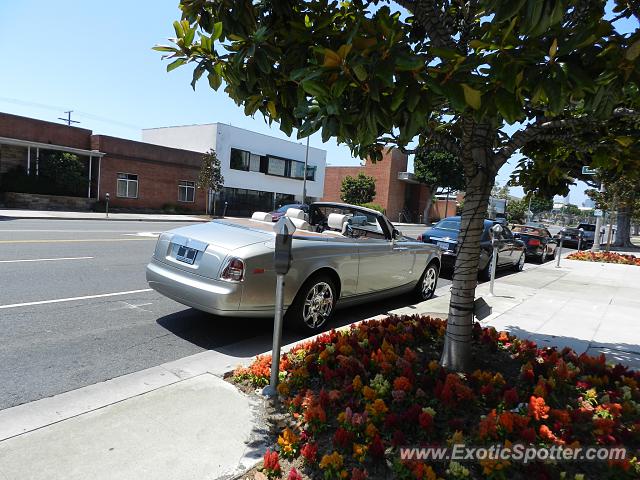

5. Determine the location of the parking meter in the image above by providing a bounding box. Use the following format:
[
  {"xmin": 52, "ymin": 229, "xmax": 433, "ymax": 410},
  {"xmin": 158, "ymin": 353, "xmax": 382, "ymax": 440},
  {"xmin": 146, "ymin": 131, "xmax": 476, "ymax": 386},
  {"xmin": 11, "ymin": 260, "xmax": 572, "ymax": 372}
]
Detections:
[
  {"xmin": 489, "ymin": 224, "xmax": 503, "ymax": 296},
  {"xmin": 105, "ymin": 192, "xmax": 110, "ymax": 218},
  {"xmin": 556, "ymin": 227, "xmax": 566, "ymax": 268},
  {"xmin": 578, "ymin": 227, "xmax": 584, "ymax": 251},
  {"xmin": 263, "ymin": 216, "xmax": 296, "ymax": 397}
]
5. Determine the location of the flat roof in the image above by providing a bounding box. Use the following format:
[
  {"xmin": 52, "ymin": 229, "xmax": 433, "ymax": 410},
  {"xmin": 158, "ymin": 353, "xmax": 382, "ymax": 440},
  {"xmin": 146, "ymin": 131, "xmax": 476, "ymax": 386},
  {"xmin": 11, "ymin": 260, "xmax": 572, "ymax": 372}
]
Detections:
[{"xmin": 0, "ymin": 136, "xmax": 105, "ymax": 157}]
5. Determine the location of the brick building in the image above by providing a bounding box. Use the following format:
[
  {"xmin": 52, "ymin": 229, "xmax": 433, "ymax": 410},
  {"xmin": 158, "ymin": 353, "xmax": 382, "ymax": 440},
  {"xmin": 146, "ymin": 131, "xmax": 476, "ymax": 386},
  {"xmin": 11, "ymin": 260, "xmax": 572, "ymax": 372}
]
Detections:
[
  {"xmin": 322, "ymin": 148, "xmax": 459, "ymax": 223},
  {"xmin": 0, "ymin": 112, "xmax": 210, "ymax": 212}
]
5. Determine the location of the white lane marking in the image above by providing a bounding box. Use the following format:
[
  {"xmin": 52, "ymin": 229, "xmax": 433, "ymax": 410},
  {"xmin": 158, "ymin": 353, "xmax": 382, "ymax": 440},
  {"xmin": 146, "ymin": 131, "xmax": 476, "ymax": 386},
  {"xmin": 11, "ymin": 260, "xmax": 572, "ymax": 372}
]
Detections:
[
  {"xmin": 0, "ymin": 256, "xmax": 94, "ymax": 264},
  {"xmin": 0, "ymin": 289, "xmax": 153, "ymax": 310},
  {"xmin": 123, "ymin": 232, "xmax": 161, "ymax": 238},
  {"xmin": 108, "ymin": 301, "xmax": 153, "ymax": 313}
]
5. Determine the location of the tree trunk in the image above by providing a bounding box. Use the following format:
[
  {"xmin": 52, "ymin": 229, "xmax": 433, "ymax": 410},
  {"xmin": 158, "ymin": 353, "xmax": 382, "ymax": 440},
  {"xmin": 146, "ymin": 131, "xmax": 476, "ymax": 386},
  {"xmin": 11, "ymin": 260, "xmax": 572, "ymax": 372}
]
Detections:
[
  {"xmin": 613, "ymin": 204, "xmax": 634, "ymax": 248},
  {"xmin": 440, "ymin": 167, "xmax": 493, "ymax": 371},
  {"xmin": 423, "ymin": 188, "xmax": 435, "ymax": 224}
]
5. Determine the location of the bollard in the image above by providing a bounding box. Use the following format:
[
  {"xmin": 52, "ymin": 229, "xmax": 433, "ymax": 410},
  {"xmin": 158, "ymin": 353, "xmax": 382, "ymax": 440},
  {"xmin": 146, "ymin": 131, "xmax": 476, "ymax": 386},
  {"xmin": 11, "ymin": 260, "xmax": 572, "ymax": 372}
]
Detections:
[
  {"xmin": 223, "ymin": 201, "xmax": 228, "ymax": 217},
  {"xmin": 578, "ymin": 228, "xmax": 584, "ymax": 251},
  {"xmin": 489, "ymin": 223, "xmax": 503, "ymax": 296},
  {"xmin": 263, "ymin": 216, "xmax": 295, "ymax": 397},
  {"xmin": 556, "ymin": 228, "xmax": 565, "ymax": 268},
  {"xmin": 105, "ymin": 192, "xmax": 110, "ymax": 218}
]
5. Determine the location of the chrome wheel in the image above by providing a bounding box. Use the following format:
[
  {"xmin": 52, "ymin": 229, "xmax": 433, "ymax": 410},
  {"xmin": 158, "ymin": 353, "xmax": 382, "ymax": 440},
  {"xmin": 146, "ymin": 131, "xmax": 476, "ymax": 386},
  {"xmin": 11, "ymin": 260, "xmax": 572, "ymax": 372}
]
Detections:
[
  {"xmin": 541, "ymin": 250, "xmax": 547, "ymax": 263},
  {"xmin": 302, "ymin": 282, "xmax": 334, "ymax": 329},
  {"xmin": 420, "ymin": 265, "xmax": 438, "ymax": 300},
  {"xmin": 516, "ymin": 252, "xmax": 525, "ymax": 271}
]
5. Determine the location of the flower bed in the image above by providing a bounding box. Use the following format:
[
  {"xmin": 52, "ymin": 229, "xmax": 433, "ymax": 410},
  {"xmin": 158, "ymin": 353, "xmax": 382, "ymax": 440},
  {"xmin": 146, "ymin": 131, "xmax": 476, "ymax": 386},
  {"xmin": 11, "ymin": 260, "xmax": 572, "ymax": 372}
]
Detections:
[
  {"xmin": 233, "ymin": 316, "xmax": 640, "ymax": 479},
  {"xmin": 566, "ymin": 251, "xmax": 640, "ymax": 266}
]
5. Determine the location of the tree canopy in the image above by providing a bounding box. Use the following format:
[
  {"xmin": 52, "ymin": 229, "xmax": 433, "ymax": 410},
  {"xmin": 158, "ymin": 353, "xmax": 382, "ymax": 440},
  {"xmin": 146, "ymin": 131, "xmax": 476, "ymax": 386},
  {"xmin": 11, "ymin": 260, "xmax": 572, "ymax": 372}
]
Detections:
[
  {"xmin": 157, "ymin": 0, "xmax": 640, "ymax": 371},
  {"xmin": 413, "ymin": 147, "xmax": 464, "ymax": 192},
  {"xmin": 340, "ymin": 172, "xmax": 376, "ymax": 205}
]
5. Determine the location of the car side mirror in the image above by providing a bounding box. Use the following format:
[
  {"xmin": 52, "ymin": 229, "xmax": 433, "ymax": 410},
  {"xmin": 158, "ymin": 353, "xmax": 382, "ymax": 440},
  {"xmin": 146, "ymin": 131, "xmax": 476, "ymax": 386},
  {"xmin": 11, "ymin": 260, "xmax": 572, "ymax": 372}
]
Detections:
[{"xmin": 392, "ymin": 228, "xmax": 402, "ymax": 240}]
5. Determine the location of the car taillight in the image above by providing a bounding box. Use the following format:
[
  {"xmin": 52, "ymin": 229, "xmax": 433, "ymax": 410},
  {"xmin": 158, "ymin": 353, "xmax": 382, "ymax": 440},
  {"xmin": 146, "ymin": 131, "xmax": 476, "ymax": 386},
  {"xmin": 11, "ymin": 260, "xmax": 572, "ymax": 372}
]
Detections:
[
  {"xmin": 528, "ymin": 238, "xmax": 541, "ymax": 246},
  {"xmin": 220, "ymin": 257, "xmax": 245, "ymax": 282},
  {"xmin": 417, "ymin": 234, "xmax": 423, "ymax": 242}
]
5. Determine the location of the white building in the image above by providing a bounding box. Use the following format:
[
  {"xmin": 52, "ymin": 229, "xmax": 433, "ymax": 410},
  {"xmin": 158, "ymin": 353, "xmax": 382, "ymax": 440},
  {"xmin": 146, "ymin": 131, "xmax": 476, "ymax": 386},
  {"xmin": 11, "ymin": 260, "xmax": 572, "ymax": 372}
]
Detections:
[{"xmin": 142, "ymin": 123, "xmax": 326, "ymax": 216}]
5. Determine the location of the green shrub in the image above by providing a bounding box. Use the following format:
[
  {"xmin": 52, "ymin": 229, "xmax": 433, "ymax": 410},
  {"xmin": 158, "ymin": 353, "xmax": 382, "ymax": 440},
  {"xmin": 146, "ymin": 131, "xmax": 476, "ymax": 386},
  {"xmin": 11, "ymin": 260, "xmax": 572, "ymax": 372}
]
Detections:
[{"xmin": 359, "ymin": 202, "xmax": 385, "ymax": 214}]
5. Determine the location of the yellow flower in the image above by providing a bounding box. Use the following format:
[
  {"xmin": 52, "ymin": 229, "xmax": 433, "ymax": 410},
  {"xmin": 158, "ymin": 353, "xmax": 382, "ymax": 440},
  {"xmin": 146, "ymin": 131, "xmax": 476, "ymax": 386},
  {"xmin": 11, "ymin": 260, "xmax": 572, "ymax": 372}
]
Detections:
[
  {"xmin": 352, "ymin": 443, "xmax": 367, "ymax": 463},
  {"xmin": 365, "ymin": 422, "xmax": 378, "ymax": 439},
  {"xmin": 277, "ymin": 427, "xmax": 299, "ymax": 457},
  {"xmin": 319, "ymin": 451, "xmax": 344, "ymax": 471},
  {"xmin": 352, "ymin": 375, "xmax": 363, "ymax": 392},
  {"xmin": 276, "ymin": 381, "xmax": 290, "ymax": 397},
  {"xmin": 362, "ymin": 385, "xmax": 377, "ymax": 400},
  {"xmin": 448, "ymin": 430, "xmax": 464, "ymax": 446},
  {"xmin": 428, "ymin": 360, "xmax": 440, "ymax": 373},
  {"xmin": 366, "ymin": 398, "xmax": 388, "ymax": 418}
]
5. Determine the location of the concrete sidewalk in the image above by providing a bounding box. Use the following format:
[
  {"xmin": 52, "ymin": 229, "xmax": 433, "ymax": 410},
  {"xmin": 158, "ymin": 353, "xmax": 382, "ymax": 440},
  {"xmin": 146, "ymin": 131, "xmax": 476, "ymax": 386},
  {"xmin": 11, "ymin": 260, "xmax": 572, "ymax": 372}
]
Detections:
[
  {"xmin": 397, "ymin": 251, "xmax": 640, "ymax": 369},
  {"xmin": 0, "ymin": 208, "xmax": 208, "ymax": 222},
  {"xmin": 1, "ymin": 252, "xmax": 639, "ymax": 479}
]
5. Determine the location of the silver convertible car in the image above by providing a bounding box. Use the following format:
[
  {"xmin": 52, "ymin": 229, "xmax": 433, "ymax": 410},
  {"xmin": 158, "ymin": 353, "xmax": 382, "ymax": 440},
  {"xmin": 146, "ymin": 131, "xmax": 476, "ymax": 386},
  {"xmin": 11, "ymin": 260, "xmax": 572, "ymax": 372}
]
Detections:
[{"xmin": 146, "ymin": 202, "xmax": 441, "ymax": 332}]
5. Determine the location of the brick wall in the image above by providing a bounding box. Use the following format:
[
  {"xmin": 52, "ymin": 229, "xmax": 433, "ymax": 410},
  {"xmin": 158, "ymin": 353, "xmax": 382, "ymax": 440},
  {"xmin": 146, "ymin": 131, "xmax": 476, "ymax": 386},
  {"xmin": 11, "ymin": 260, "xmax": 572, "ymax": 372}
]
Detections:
[
  {"xmin": 4, "ymin": 192, "xmax": 94, "ymax": 211},
  {"xmin": 93, "ymin": 135, "xmax": 206, "ymax": 211},
  {"xmin": 0, "ymin": 112, "xmax": 92, "ymax": 149}
]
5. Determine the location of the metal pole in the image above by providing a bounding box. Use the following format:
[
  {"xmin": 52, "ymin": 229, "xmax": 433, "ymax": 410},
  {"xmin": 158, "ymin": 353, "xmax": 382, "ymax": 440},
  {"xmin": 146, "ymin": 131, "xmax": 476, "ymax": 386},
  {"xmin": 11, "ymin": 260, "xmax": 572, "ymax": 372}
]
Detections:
[
  {"xmin": 265, "ymin": 274, "xmax": 286, "ymax": 395},
  {"xmin": 605, "ymin": 212, "xmax": 614, "ymax": 251},
  {"xmin": 302, "ymin": 136, "xmax": 309, "ymax": 203},
  {"xmin": 527, "ymin": 195, "xmax": 533, "ymax": 222},
  {"xmin": 592, "ymin": 182, "xmax": 605, "ymax": 252},
  {"xmin": 223, "ymin": 201, "xmax": 228, "ymax": 217},
  {"xmin": 444, "ymin": 189, "xmax": 450, "ymax": 218},
  {"xmin": 556, "ymin": 233, "xmax": 564, "ymax": 268},
  {"xmin": 88, "ymin": 155, "xmax": 92, "ymax": 198},
  {"xmin": 578, "ymin": 228, "xmax": 583, "ymax": 251},
  {"xmin": 27, "ymin": 146, "xmax": 31, "ymax": 175},
  {"xmin": 489, "ymin": 245, "xmax": 498, "ymax": 296}
]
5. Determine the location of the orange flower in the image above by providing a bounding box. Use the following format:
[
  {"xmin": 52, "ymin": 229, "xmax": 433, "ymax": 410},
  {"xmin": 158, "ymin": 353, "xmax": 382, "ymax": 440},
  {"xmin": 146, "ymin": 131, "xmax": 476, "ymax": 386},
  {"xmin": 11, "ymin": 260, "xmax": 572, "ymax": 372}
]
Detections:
[
  {"xmin": 393, "ymin": 376, "xmax": 412, "ymax": 392},
  {"xmin": 366, "ymin": 399, "xmax": 388, "ymax": 418},
  {"xmin": 498, "ymin": 412, "xmax": 515, "ymax": 433},
  {"xmin": 362, "ymin": 386, "xmax": 377, "ymax": 401},
  {"xmin": 479, "ymin": 410, "xmax": 498, "ymax": 440},
  {"xmin": 352, "ymin": 375, "xmax": 363, "ymax": 392},
  {"xmin": 528, "ymin": 396, "xmax": 550, "ymax": 421},
  {"xmin": 319, "ymin": 451, "xmax": 344, "ymax": 471},
  {"xmin": 539, "ymin": 424, "xmax": 564, "ymax": 445}
]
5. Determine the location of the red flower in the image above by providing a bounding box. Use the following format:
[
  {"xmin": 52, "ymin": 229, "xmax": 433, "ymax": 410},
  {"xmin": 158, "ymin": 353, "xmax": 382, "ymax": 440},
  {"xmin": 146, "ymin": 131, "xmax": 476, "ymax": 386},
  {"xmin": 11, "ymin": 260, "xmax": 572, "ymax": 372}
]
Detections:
[
  {"xmin": 351, "ymin": 467, "xmax": 369, "ymax": 480},
  {"xmin": 301, "ymin": 442, "xmax": 318, "ymax": 464},
  {"xmin": 369, "ymin": 434, "xmax": 385, "ymax": 460},
  {"xmin": 520, "ymin": 427, "xmax": 537, "ymax": 443},
  {"xmin": 333, "ymin": 427, "xmax": 355, "ymax": 450},
  {"xmin": 419, "ymin": 411, "xmax": 434, "ymax": 430},
  {"xmin": 504, "ymin": 387, "xmax": 519, "ymax": 406},
  {"xmin": 287, "ymin": 468, "xmax": 303, "ymax": 480},
  {"xmin": 393, "ymin": 376, "xmax": 412, "ymax": 392},
  {"xmin": 262, "ymin": 449, "xmax": 281, "ymax": 478}
]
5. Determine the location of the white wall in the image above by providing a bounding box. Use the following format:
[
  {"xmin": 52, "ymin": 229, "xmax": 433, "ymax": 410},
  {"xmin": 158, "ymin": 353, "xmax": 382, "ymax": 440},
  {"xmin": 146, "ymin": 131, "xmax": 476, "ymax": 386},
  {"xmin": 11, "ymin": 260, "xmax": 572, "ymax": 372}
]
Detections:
[{"xmin": 142, "ymin": 123, "xmax": 326, "ymax": 199}]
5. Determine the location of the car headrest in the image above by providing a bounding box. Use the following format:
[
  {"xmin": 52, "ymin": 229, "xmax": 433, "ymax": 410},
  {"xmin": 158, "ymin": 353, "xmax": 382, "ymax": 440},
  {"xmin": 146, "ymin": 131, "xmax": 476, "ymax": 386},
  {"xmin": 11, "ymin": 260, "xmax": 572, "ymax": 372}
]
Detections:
[
  {"xmin": 251, "ymin": 212, "xmax": 273, "ymax": 222},
  {"xmin": 285, "ymin": 208, "xmax": 305, "ymax": 220},
  {"xmin": 327, "ymin": 213, "xmax": 348, "ymax": 231},
  {"xmin": 290, "ymin": 217, "xmax": 311, "ymax": 231}
]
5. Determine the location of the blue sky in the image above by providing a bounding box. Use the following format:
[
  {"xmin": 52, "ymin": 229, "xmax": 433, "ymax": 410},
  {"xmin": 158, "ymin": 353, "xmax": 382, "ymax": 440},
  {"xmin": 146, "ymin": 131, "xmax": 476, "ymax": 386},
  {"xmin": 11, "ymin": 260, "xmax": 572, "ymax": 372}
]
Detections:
[{"xmin": 1, "ymin": 1, "xmax": 636, "ymax": 205}]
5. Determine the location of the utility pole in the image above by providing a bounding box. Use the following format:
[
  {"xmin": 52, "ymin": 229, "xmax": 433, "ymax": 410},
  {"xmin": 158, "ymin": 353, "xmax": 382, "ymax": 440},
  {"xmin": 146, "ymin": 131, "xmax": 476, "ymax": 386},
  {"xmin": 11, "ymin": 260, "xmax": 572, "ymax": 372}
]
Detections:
[
  {"xmin": 58, "ymin": 110, "xmax": 80, "ymax": 126},
  {"xmin": 302, "ymin": 136, "xmax": 309, "ymax": 204}
]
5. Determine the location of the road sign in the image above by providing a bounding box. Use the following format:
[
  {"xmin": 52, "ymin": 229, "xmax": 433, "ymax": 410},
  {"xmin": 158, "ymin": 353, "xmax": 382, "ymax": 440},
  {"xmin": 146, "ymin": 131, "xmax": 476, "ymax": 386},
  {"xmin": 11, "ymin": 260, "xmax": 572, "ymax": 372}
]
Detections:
[
  {"xmin": 582, "ymin": 166, "xmax": 597, "ymax": 175},
  {"xmin": 594, "ymin": 209, "xmax": 603, "ymax": 217}
]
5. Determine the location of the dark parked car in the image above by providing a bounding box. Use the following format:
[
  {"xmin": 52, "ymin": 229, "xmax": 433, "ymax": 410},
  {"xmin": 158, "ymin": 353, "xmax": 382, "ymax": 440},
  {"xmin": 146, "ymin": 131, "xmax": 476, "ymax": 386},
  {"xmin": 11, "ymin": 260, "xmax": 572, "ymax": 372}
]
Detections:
[
  {"xmin": 269, "ymin": 203, "xmax": 309, "ymax": 222},
  {"xmin": 561, "ymin": 224, "xmax": 595, "ymax": 249},
  {"xmin": 511, "ymin": 225, "xmax": 558, "ymax": 263},
  {"xmin": 417, "ymin": 216, "xmax": 526, "ymax": 279}
]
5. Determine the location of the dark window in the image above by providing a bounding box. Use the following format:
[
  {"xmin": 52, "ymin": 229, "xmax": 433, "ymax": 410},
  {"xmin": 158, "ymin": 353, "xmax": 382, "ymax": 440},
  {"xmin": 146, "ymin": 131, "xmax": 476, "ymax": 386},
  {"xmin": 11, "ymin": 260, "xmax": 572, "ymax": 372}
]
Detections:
[
  {"xmin": 117, "ymin": 173, "xmax": 138, "ymax": 198},
  {"xmin": 230, "ymin": 148, "xmax": 250, "ymax": 171},
  {"xmin": 178, "ymin": 180, "xmax": 195, "ymax": 203}
]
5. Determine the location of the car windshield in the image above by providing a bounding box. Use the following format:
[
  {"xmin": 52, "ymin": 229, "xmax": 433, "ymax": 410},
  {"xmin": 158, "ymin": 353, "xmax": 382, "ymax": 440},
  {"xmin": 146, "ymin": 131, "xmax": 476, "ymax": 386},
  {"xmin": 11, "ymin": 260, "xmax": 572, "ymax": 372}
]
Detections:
[
  {"xmin": 577, "ymin": 224, "xmax": 596, "ymax": 231},
  {"xmin": 512, "ymin": 225, "xmax": 543, "ymax": 235},
  {"xmin": 433, "ymin": 219, "xmax": 461, "ymax": 231},
  {"xmin": 276, "ymin": 204, "xmax": 301, "ymax": 213}
]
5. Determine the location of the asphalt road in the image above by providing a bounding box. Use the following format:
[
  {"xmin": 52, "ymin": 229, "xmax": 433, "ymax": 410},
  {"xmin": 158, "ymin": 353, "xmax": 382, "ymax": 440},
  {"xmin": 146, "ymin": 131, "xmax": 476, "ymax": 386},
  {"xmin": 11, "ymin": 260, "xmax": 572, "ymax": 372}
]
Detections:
[{"xmin": 0, "ymin": 218, "xmax": 551, "ymax": 410}]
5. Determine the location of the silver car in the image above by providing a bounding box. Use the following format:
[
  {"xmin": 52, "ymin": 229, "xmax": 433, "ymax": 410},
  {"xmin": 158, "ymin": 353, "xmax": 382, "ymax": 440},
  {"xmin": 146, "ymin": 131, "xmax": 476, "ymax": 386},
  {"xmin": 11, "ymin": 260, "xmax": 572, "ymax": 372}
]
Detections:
[{"xmin": 146, "ymin": 202, "xmax": 441, "ymax": 332}]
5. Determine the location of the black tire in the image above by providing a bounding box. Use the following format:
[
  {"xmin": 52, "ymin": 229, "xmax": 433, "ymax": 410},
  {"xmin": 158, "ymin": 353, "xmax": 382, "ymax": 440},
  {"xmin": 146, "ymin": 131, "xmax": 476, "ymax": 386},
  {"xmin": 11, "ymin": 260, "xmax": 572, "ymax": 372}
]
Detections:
[
  {"xmin": 414, "ymin": 262, "xmax": 439, "ymax": 302},
  {"xmin": 513, "ymin": 251, "xmax": 525, "ymax": 272},
  {"xmin": 539, "ymin": 249, "xmax": 548, "ymax": 264},
  {"xmin": 285, "ymin": 274, "xmax": 337, "ymax": 333},
  {"xmin": 479, "ymin": 254, "xmax": 496, "ymax": 281}
]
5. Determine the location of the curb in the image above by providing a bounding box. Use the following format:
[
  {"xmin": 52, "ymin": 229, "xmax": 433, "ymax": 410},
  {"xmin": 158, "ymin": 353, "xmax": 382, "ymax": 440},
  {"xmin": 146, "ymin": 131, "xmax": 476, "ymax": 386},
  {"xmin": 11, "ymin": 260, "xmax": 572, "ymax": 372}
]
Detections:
[{"xmin": 0, "ymin": 215, "xmax": 208, "ymax": 223}]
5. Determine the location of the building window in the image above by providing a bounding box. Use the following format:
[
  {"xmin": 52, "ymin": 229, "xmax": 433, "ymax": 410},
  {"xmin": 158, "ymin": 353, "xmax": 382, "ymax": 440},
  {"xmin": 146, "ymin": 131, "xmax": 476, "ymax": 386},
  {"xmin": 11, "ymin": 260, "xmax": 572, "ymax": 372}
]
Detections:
[
  {"xmin": 117, "ymin": 173, "xmax": 138, "ymax": 198},
  {"xmin": 178, "ymin": 180, "xmax": 195, "ymax": 203},
  {"xmin": 267, "ymin": 156, "xmax": 287, "ymax": 176},
  {"xmin": 230, "ymin": 148, "xmax": 250, "ymax": 171}
]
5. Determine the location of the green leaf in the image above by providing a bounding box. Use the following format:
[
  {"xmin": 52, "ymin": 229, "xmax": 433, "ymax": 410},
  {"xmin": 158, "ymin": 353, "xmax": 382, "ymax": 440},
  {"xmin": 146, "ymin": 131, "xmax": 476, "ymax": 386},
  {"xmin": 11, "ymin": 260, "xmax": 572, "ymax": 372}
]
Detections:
[
  {"xmin": 207, "ymin": 71, "xmax": 222, "ymax": 90},
  {"xmin": 614, "ymin": 136, "xmax": 634, "ymax": 147},
  {"xmin": 495, "ymin": 89, "xmax": 522, "ymax": 124},
  {"xmin": 184, "ymin": 26, "xmax": 195, "ymax": 46},
  {"xmin": 301, "ymin": 80, "xmax": 330, "ymax": 98},
  {"xmin": 212, "ymin": 22, "xmax": 223, "ymax": 41},
  {"xmin": 494, "ymin": 0, "xmax": 527, "ymax": 23},
  {"xmin": 173, "ymin": 20, "xmax": 185, "ymax": 39},
  {"xmin": 153, "ymin": 45, "xmax": 177, "ymax": 53},
  {"xmin": 267, "ymin": 101, "xmax": 277, "ymax": 118},
  {"xmin": 625, "ymin": 39, "xmax": 640, "ymax": 61},
  {"xmin": 352, "ymin": 64, "xmax": 368, "ymax": 82},
  {"xmin": 461, "ymin": 84, "xmax": 482, "ymax": 110},
  {"xmin": 390, "ymin": 84, "xmax": 406, "ymax": 111},
  {"xmin": 167, "ymin": 58, "xmax": 186, "ymax": 72},
  {"xmin": 191, "ymin": 64, "xmax": 205, "ymax": 90}
]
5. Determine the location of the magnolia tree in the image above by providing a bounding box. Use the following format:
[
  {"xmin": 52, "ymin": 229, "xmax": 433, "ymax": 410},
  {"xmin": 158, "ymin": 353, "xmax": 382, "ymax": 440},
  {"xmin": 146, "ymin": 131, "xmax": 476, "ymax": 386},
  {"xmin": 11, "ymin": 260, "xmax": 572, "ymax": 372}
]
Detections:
[
  {"xmin": 156, "ymin": 0, "xmax": 640, "ymax": 371},
  {"xmin": 340, "ymin": 172, "xmax": 377, "ymax": 205},
  {"xmin": 197, "ymin": 148, "xmax": 225, "ymax": 216}
]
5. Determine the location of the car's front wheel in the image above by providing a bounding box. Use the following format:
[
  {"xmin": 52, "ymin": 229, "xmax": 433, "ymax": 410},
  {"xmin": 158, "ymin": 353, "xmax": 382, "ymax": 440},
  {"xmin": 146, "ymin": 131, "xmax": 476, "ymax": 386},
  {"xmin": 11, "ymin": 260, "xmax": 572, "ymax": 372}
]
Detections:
[
  {"xmin": 286, "ymin": 274, "xmax": 337, "ymax": 333},
  {"xmin": 414, "ymin": 262, "xmax": 439, "ymax": 302}
]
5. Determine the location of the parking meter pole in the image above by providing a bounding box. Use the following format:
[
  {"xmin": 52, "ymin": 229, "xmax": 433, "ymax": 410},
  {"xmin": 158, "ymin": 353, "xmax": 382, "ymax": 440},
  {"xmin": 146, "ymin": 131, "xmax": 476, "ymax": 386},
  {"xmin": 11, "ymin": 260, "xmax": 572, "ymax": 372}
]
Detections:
[
  {"xmin": 263, "ymin": 216, "xmax": 295, "ymax": 398},
  {"xmin": 488, "ymin": 224, "xmax": 503, "ymax": 297},
  {"xmin": 489, "ymin": 244, "xmax": 498, "ymax": 296},
  {"xmin": 556, "ymin": 234, "xmax": 564, "ymax": 268},
  {"xmin": 266, "ymin": 273, "xmax": 285, "ymax": 393},
  {"xmin": 578, "ymin": 228, "xmax": 584, "ymax": 251},
  {"xmin": 105, "ymin": 193, "xmax": 110, "ymax": 218},
  {"xmin": 592, "ymin": 182, "xmax": 605, "ymax": 252}
]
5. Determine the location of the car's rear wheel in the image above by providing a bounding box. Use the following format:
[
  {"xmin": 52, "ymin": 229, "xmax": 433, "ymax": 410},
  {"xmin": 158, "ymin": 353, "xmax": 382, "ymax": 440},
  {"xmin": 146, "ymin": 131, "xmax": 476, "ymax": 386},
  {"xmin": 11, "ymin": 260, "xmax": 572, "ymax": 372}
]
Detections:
[
  {"xmin": 513, "ymin": 251, "xmax": 525, "ymax": 271},
  {"xmin": 286, "ymin": 274, "xmax": 337, "ymax": 333},
  {"xmin": 539, "ymin": 249, "xmax": 548, "ymax": 263},
  {"xmin": 414, "ymin": 262, "xmax": 439, "ymax": 302}
]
